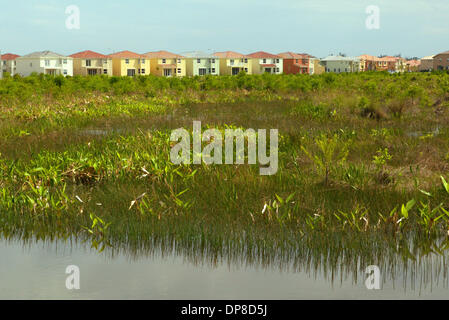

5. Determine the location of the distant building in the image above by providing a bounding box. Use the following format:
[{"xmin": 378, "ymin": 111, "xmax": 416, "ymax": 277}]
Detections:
[
  {"xmin": 181, "ymin": 51, "xmax": 220, "ymax": 76},
  {"xmin": 16, "ymin": 51, "xmax": 73, "ymax": 77},
  {"xmin": 1, "ymin": 53, "xmax": 20, "ymax": 76},
  {"xmin": 69, "ymin": 50, "xmax": 112, "ymax": 76},
  {"xmin": 247, "ymin": 51, "xmax": 283, "ymax": 75},
  {"xmin": 214, "ymin": 51, "xmax": 252, "ymax": 75},
  {"xmin": 419, "ymin": 55, "xmax": 435, "ymax": 72},
  {"xmin": 405, "ymin": 59, "xmax": 421, "ymax": 72},
  {"xmin": 277, "ymin": 52, "xmax": 310, "ymax": 74},
  {"xmin": 109, "ymin": 51, "xmax": 150, "ymax": 77},
  {"xmin": 321, "ymin": 56, "xmax": 360, "ymax": 73},
  {"xmin": 433, "ymin": 50, "xmax": 449, "ymax": 71},
  {"xmin": 145, "ymin": 51, "xmax": 186, "ymax": 77},
  {"xmin": 358, "ymin": 54, "xmax": 378, "ymax": 72},
  {"xmin": 310, "ymin": 58, "xmax": 325, "ymax": 75}
]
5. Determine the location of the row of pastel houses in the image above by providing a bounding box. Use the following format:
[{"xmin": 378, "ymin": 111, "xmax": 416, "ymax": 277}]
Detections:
[
  {"xmin": 1, "ymin": 49, "xmax": 448, "ymax": 78},
  {"xmin": 0, "ymin": 50, "xmax": 324, "ymax": 78}
]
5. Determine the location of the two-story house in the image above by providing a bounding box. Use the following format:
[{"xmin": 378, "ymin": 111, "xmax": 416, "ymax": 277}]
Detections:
[
  {"xmin": 1, "ymin": 53, "xmax": 20, "ymax": 76},
  {"xmin": 433, "ymin": 50, "xmax": 449, "ymax": 71},
  {"xmin": 278, "ymin": 52, "xmax": 310, "ymax": 74},
  {"xmin": 321, "ymin": 56, "xmax": 360, "ymax": 73},
  {"xmin": 181, "ymin": 51, "xmax": 220, "ymax": 76},
  {"xmin": 109, "ymin": 51, "xmax": 150, "ymax": 77},
  {"xmin": 247, "ymin": 51, "xmax": 283, "ymax": 74},
  {"xmin": 213, "ymin": 51, "xmax": 252, "ymax": 75},
  {"xmin": 70, "ymin": 50, "xmax": 112, "ymax": 76},
  {"xmin": 16, "ymin": 51, "xmax": 73, "ymax": 77},
  {"xmin": 145, "ymin": 51, "xmax": 186, "ymax": 77},
  {"xmin": 419, "ymin": 55, "xmax": 435, "ymax": 72}
]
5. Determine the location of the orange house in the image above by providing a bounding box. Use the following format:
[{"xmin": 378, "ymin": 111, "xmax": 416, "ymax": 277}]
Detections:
[{"xmin": 278, "ymin": 52, "xmax": 310, "ymax": 74}]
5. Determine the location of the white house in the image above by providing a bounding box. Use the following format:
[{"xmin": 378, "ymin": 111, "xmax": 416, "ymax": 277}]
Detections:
[
  {"xmin": 16, "ymin": 51, "xmax": 73, "ymax": 77},
  {"xmin": 181, "ymin": 51, "xmax": 220, "ymax": 76},
  {"xmin": 321, "ymin": 56, "xmax": 360, "ymax": 73}
]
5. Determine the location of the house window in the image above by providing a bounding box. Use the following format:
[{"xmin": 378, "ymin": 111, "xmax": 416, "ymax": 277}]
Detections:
[
  {"xmin": 208, "ymin": 68, "xmax": 211, "ymax": 73},
  {"xmin": 104, "ymin": 60, "xmax": 108, "ymax": 64},
  {"xmin": 211, "ymin": 59, "xmax": 215, "ymax": 63},
  {"xmin": 212, "ymin": 68, "xmax": 216, "ymax": 73},
  {"xmin": 162, "ymin": 59, "xmax": 166, "ymax": 64},
  {"xmin": 230, "ymin": 59, "xmax": 234, "ymax": 65},
  {"xmin": 63, "ymin": 69, "xmax": 67, "ymax": 75},
  {"xmin": 276, "ymin": 59, "xmax": 280, "ymax": 63},
  {"xmin": 244, "ymin": 58, "xmax": 248, "ymax": 63},
  {"xmin": 141, "ymin": 59, "xmax": 145, "ymax": 64},
  {"xmin": 125, "ymin": 59, "xmax": 129, "ymax": 64},
  {"xmin": 86, "ymin": 60, "xmax": 91, "ymax": 67},
  {"xmin": 296, "ymin": 59, "xmax": 299, "ymax": 63},
  {"xmin": 178, "ymin": 59, "xmax": 181, "ymax": 63},
  {"xmin": 104, "ymin": 69, "xmax": 108, "ymax": 74},
  {"xmin": 262, "ymin": 59, "xmax": 266, "ymax": 63},
  {"xmin": 63, "ymin": 59, "xmax": 67, "ymax": 64},
  {"xmin": 141, "ymin": 69, "xmax": 145, "ymax": 74},
  {"xmin": 276, "ymin": 67, "xmax": 279, "ymax": 72},
  {"xmin": 178, "ymin": 68, "xmax": 181, "ymax": 74},
  {"xmin": 45, "ymin": 60, "xmax": 50, "ymax": 66},
  {"xmin": 244, "ymin": 68, "xmax": 248, "ymax": 72},
  {"xmin": 197, "ymin": 59, "xmax": 201, "ymax": 63}
]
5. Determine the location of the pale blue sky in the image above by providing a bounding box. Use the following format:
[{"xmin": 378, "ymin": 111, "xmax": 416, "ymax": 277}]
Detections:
[{"xmin": 1, "ymin": 0, "xmax": 448, "ymax": 58}]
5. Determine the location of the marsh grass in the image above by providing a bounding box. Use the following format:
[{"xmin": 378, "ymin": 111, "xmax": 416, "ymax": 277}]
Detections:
[{"xmin": 1, "ymin": 72, "xmax": 449, "ymax": 277}]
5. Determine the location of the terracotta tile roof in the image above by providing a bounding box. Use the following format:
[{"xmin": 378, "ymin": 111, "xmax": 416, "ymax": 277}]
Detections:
[
  {"xmin": 19, "ymin": 51, "xmax": 67, "ymax": 58},
  {"xmin": 1, "ymin": 53, "xmax": 20, "ymax": 60},
  {"xmin": 435, "ymin": 50, "xmax": 449, "ymax": 56},
  {"xmin": 406, "ymin": 60, "xmax": 421, "ymax": 66},
  {"xmin": 359, "ymin": 54, "xmax": 379, "ymax": 61},
  {"xmin": 70, "ymin": 50, "xmax": 109, "ymax": 59},
  {"xmin": 144, "ymin": 50, "xmax": 184, "ymax": 59},
  {"xmin": 108, "ymin": 50, "xmax": 145, "ymax": 59},
  {"xmin": 247, "ymin": 51, "xmax": 281, "ymax": 59},
  {"xmin": 214, "ymin": 51, "xmax": 248, "ymax": 59},
  {"xmin": 277, "ymin": 52, "xmax": 310, "ymax": 59}
]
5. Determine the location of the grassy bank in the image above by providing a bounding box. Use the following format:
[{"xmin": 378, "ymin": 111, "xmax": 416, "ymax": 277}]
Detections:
[{"xmin": 1, "ymin": 72, "xmax": 449, "ymax": 270}]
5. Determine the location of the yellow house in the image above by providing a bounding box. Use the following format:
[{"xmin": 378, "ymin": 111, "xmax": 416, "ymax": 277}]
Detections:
[
  {"xmin": 213, "ymin": 51, "xmax": 252, "ymax": 75},
  {"xmin": 144, "ymin": 51, "xmax": 186, "ymax": 77},
  {"xmin": 69, "ymin": 50, "xmax": 112, "ymax": 76},
  {"xmin": 109, "ymin": 50, "xmax": 150, "ymax": 76}
]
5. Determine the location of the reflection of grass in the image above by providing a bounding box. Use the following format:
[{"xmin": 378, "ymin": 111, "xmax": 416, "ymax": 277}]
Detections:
[{"xmin": 1, "ymin": 72, "xmax": 449, "ymax": 276}]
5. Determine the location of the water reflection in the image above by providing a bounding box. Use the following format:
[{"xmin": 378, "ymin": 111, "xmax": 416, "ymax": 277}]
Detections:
[{"xmin": 0, "ymin": 236, "xmax": 448, "ymax": 299}]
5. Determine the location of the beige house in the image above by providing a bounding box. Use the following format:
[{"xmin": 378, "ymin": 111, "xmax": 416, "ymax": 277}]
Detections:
[
  {"xmin": 144, "ymin": 51, "xmax": 186, "ymax": 77},
  {"xmin": 214, "ymin": 51, "xmax": 252, "ymax": 75},
  {"xmin": 419, "ymin": 55, "xmax": 435, "ymax": 72},
  {"xmin": 70, "ymin": 50, "xmax": 112, "ymax": 76}
]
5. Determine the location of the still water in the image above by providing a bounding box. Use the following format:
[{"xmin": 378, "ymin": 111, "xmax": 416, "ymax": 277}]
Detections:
[{"xmin": 0, "ymin": 239, "xmax": 448, "ymax": 299}]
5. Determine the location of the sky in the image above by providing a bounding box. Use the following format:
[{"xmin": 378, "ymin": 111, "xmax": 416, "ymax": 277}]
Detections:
[{"xmin": 1, "ymin": 0, "xmax": 448, "ymax": 58}]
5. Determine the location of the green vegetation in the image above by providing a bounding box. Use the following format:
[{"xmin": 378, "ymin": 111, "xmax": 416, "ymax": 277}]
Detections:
[{"xmin": 1, "ymin": 72, "xmax": 449, "ymax": 272}]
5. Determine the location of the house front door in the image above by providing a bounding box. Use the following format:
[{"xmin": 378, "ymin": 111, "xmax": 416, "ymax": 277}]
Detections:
[
  {"xmin": 164, "ymin": 69, "xmax": 172, "ymax": 77},
  {"xmin": 199, "ymin": 68, "xmax": 207, "ymax": 76},
  {"xmin": 127, "ymin": 69, "xmax": 136, "ymax": 76},
  {"xmin": 264, "ymin": 68, "xmax": 272, "ymax": 73},
  {"xmin": 232, "ymin": 67, "xmax": 240, "ymax": 75},
  {"xmin": 88, "ymin": 69, "xmax": 97, "ymax": 76}
]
